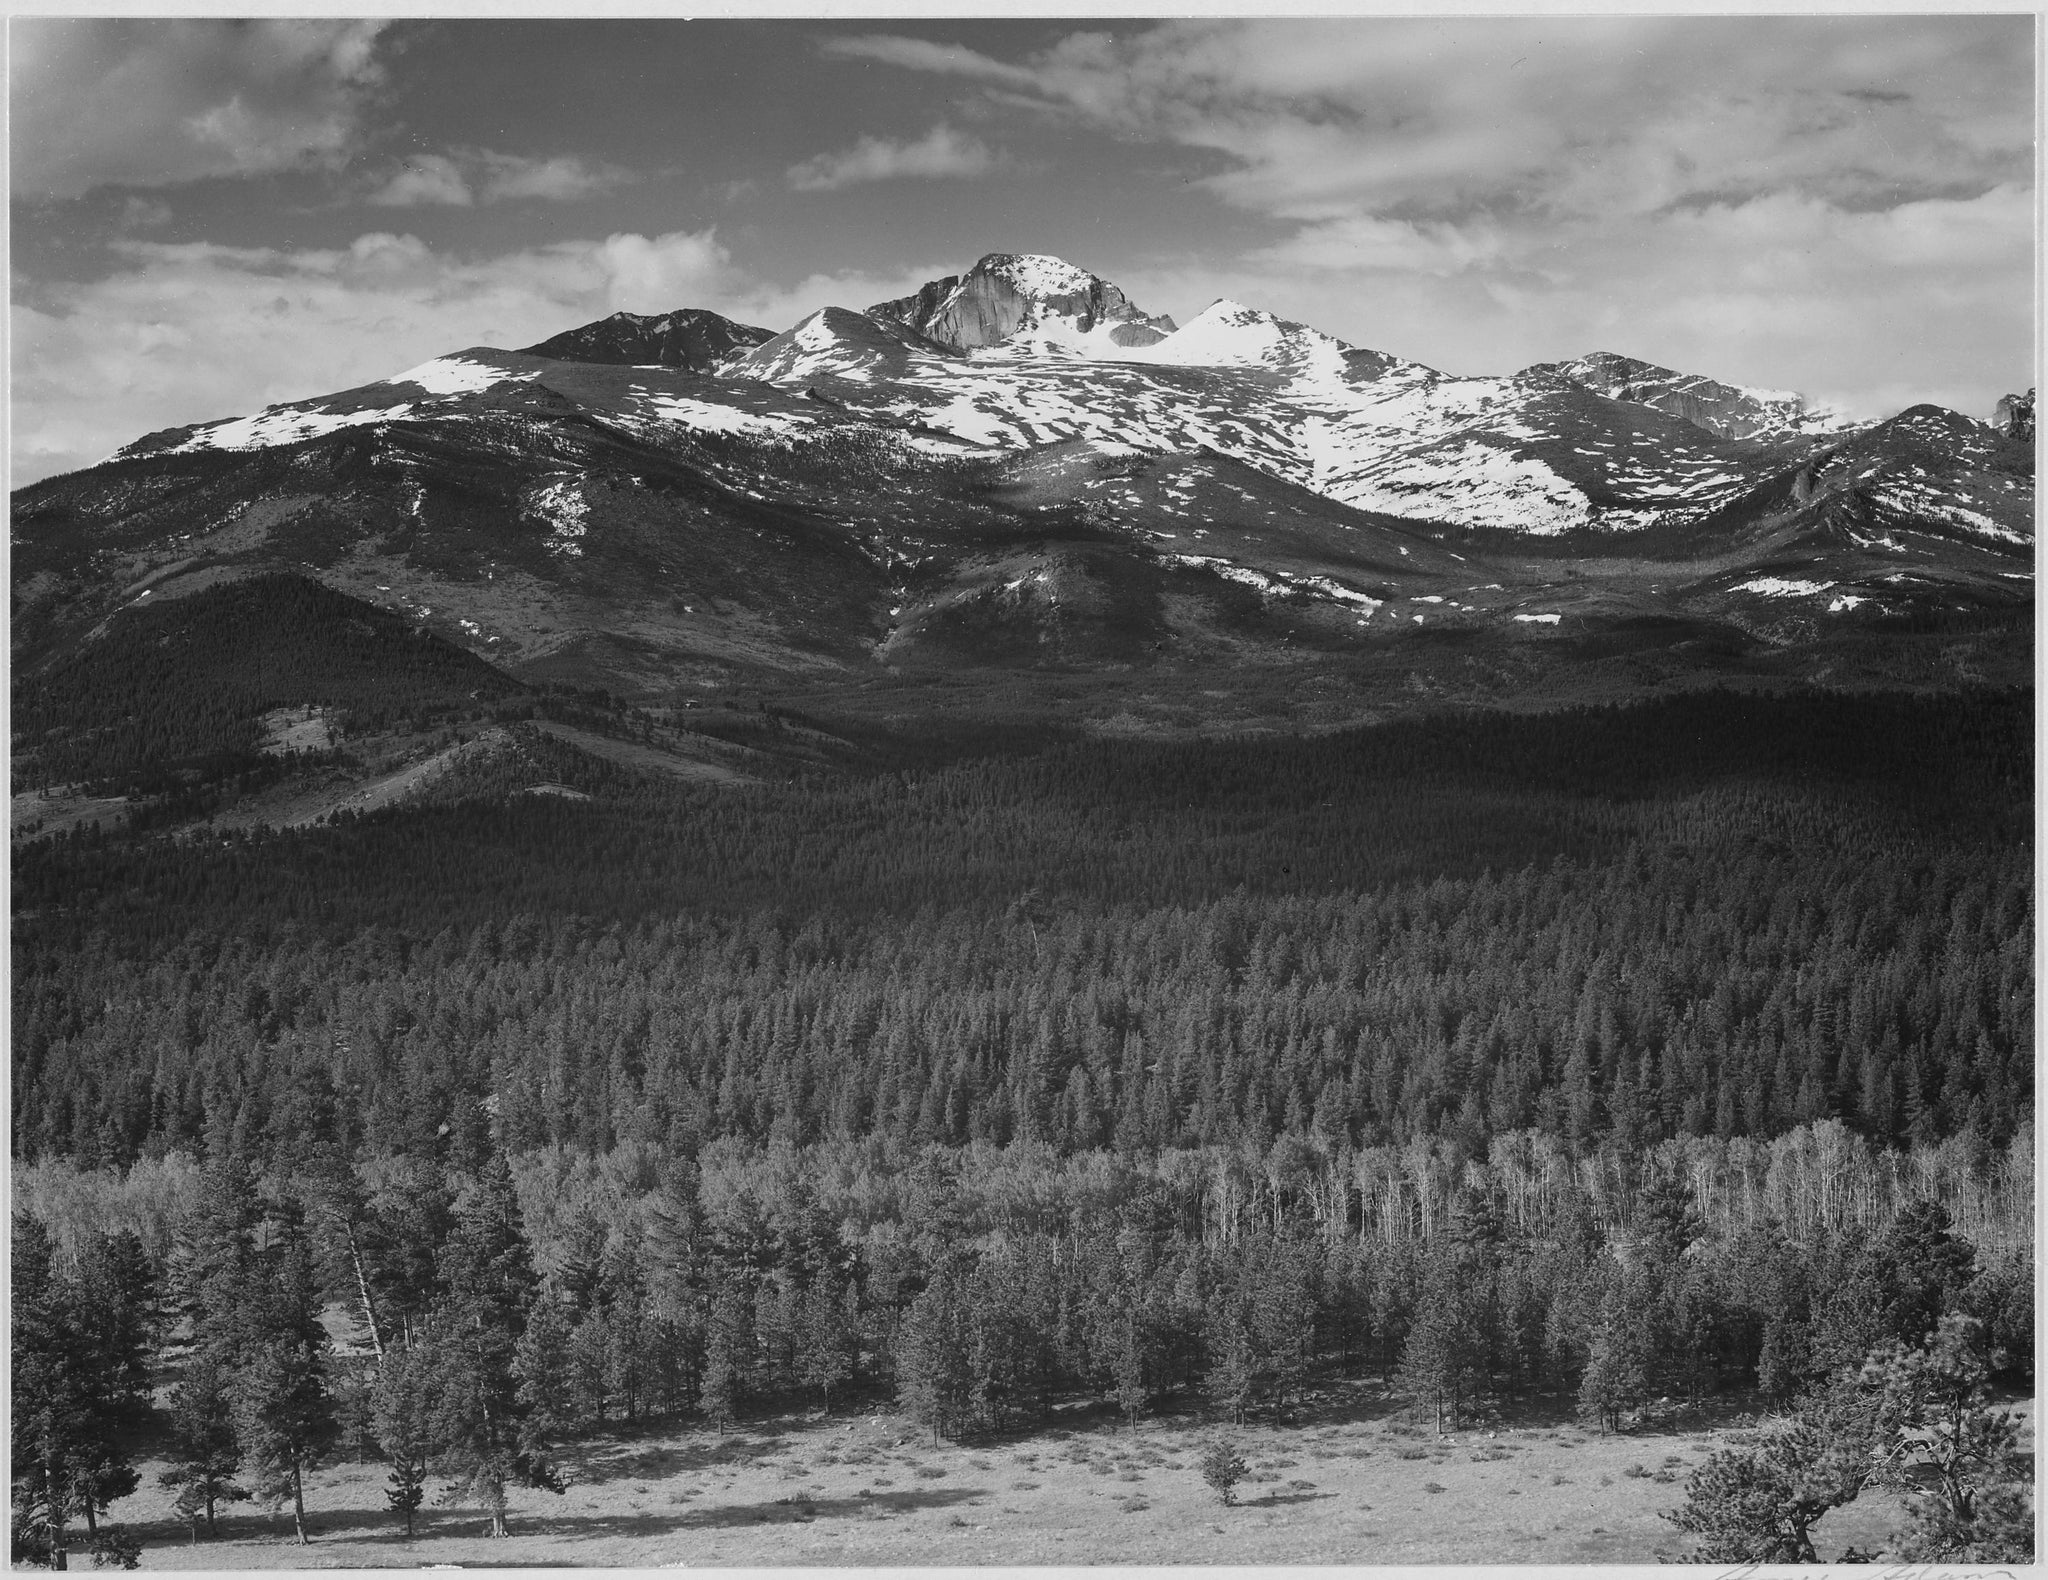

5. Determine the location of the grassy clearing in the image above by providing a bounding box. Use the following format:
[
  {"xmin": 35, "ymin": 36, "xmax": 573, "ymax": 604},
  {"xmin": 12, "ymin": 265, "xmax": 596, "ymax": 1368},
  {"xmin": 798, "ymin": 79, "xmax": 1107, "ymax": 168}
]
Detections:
[{"xmin": 99, "ymin": 1384, "xmax": 2030, "ymax": 1568}]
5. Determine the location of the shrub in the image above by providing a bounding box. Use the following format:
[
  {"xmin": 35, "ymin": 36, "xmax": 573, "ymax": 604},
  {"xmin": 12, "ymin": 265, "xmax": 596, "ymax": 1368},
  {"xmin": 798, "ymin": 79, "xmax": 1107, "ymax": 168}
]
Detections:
[{"xmin": 1201, "ymin": 1440, "xmax": 1248, "ymax": 1506}]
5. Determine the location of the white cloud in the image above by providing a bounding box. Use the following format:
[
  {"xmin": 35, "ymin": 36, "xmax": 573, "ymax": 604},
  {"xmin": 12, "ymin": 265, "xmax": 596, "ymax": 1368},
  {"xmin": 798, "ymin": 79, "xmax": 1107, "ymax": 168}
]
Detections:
[
  {"xmin": 871, "ymin": 17, "xmax": 2030, "ymax": 224},
  {"xmin": 364, "ymin": 150, "xmax": 633, "ymax": 208},
  {"xmin": 10, "ymin": 229, "xmax": 954, "ymax": 484},
  {"xmin": 476, "ymin": 153, "xmax": 626, "ymax": 204},
  {"xmin": 1248, "ymin": 215, "xmax": 1507, "ymax": 277},
  {"xmin": 787, "ymin": 126, "xmax": 999, "ymax": 192},
  {"xmin": 819, "ymin": 35, "xmax": 1039, "ymax": 90},
  {"xmin": 10, "ymin": 19, "xmax": 391, "ymax": 200},
  {"xmin": 367, "ymin": 154, "xmax": 475, "ymax": 208}
]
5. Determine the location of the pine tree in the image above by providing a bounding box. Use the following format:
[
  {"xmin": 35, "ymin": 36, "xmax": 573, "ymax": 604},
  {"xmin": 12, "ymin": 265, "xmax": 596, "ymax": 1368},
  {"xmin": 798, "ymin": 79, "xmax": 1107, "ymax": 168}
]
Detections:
[
  {"xmin": 795, "ymin": 1273, "xmax": 857, "ymax": 1412},
  {"xmin": 1200, "ymin": 1439, "xmax": 1248, "ymax": 1506},
  {"xmin": 1578, "ymin": 1317, "xmax": 1653, "ymax": 1435},
  {"xmin": 11, "ymin": 1213, "xmax": 150, "ymax": 1568},
  {"xmin": 12, "ymin": 1212, "xmax": 88, "ymax": 1570},
  {"xmin": 369, "ymin": 1342, "xmax": 438, "ymax": 1539},
  {"xmin": 513, "ymin": 1293, "xmax": 581, "ymax": 1444},
  {"xmin": 699, "ymin": 1284, "xmax": 748, "ymax": 1436},
  {"xmin": 1664, "ymin": 1373, "xmax": 1876, "ymax": 1562},
  {"xmin": 1868, "ymin": 1314, "xmax": 2034, "ymax": 1561},
  {"xmin": 1204, "ymin": 1306, "xmax": 1256, "ymax": 1426},
  {"xmin": 159, "ymin": 1358, "xmax": 250, "ymax": 1538},
  {"xmin": 230, "ymin": 1232, "xmax": 339, "ymax": 1545},
  {"xmin": 427, "ymin": 1149, "xmax": 558, "ymax": 1537},
  {"xmin": 896, "ymin": 1268, "xmax": 974, "ymax": 1444},
  {"xmin": 1398, "ymin": 1250, "xmax": 1482, "ymax": 1434}
]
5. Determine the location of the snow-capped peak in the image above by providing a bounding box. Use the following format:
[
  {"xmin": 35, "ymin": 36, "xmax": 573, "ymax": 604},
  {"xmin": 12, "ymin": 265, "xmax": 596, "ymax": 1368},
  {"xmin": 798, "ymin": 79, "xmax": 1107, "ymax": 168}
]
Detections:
[
  {"xmin": 976, "ymin": 253, "xmax": 1101, "ymax": 300},
  {"xmin": 1131, "ymin": 299, "xmax": 1360, "ymax": 387},
  {"xmin": 867, "ymin": 253, "xmax": 1176, "ymax": 356}
]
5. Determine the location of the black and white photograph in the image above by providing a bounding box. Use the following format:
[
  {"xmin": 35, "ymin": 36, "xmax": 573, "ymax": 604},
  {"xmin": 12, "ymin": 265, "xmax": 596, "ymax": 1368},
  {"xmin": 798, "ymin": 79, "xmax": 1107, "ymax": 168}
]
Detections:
[{"xmin": 7, "ymin": 11, "xmax": 2037, "ymax": 1569}]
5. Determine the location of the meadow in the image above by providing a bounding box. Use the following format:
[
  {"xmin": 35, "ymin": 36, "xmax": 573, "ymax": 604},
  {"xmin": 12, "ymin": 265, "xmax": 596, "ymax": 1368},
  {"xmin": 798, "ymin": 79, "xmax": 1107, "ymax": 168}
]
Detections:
[{"xmin": 102, "ymin": 1379, "xmax": 2024, "ymax": 1568}]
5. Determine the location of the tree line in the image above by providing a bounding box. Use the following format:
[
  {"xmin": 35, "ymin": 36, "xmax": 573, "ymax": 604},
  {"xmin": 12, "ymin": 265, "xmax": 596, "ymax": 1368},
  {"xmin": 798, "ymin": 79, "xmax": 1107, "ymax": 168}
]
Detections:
[{"xmin": 12, "ymin": 1118, "xmax": 2032, "ymax": 1562}]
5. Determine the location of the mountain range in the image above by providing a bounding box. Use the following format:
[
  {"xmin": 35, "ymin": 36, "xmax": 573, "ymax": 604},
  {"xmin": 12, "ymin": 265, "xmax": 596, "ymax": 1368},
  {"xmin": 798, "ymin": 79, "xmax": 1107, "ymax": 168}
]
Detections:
[{"xmin": 9, "ymin": 250, "xmax": 2035, "ymax": 828}]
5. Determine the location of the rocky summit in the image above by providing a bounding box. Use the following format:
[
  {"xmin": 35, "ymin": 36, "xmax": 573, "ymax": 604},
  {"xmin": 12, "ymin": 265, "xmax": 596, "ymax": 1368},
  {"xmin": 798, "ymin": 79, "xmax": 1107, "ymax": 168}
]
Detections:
[{"xmin": 868, "ymin": 252, "xmax": 1178, "ymax": 353}]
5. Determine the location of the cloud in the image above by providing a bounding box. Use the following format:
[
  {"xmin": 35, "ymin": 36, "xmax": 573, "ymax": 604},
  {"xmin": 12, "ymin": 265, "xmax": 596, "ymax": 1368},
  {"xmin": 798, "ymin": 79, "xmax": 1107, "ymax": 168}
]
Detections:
[
  {"xmin": 10, "ymin": 18, "xmax": 391, "ymax": 200},
  {"xmin": 787, "ymin": 126, "xmax": 999, "ymax": 192},
  {"xmin": 819, "ymin": 34, "xmax": 1039, "ymax": 89},
  {"xmin": 363, "ymin": 150, "xmax": 633, "ymax": 208},
  {"xmin": 119, "ymin": 197, "xmax": 175, "ymax": 231},
  {"xmin": 476, "ymin": 153, "xmax": 626, "ymax": 204},
  {"xmin": 838, "ymin": 17, "xmax": 2030, "ymax": 225},
  {"xmin": 10, "ymin": 229, "xmax": 954, "ymax": 484},
  {"xmin": 1247, "ymin": 214, "xmax": 1508, "ymax": 277},
  {"xmin": 367, "ymin": 154, "xmax": 475, "ymax": 208}
]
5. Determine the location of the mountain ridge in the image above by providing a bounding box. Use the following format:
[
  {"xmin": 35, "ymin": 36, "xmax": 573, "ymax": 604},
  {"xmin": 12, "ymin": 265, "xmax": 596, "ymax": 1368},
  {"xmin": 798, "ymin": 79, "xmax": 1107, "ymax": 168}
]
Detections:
[{"xmin": 14, "ymin": 249, "xmax": 2032, "ymax": 767}]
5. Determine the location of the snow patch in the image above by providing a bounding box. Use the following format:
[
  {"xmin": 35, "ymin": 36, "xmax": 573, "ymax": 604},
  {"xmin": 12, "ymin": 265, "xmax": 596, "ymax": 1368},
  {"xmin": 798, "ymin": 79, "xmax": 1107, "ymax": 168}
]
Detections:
[
  {"xmin": 164, "ymin": 403, "xmax": 415, "ymax": 453},
  {"xmin": 1732, "ymin": 577, "xmax": 1833, "ymax": 597},
  {"xmin": 524, "ymin": 478, "xmax": 590, "ymax": 557},
  {"xmin": 396, "ymin": 356, "xmax": 537, "ymax": 397},
  {"xmin": 635, "ymin": 391, "xmax": 811, "ymax": 440}
]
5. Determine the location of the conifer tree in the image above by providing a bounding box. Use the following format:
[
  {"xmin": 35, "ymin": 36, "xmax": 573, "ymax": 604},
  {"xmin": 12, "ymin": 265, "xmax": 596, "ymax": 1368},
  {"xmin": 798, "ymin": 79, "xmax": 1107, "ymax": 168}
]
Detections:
[
  {"xmin": 12, "ymin": 1213, "xmax": 88, "ymax": 1570},
  {"xmin": 427, "ymin": 1149, "xmax": 559, "ymax": 1537},
  {"xmin": 229, "ymin": 1230, "xmax": 339, "ymax": 1545},
  {"xmin": 1398, "ymin": 1249, "xmax": 1482, "ymax": 1434},
  {"xmin": 1204, "ymin": 1306, "xmax": 1256, "ymax": 1426},
  {"xmin": 159, "ymin": 1359, "xmax": 250, "ymax": 1538},
  {"xmin": 699, "ymin": 1284, "xmax": 749, "ymax": 1435},
  {"xmin": 369, "ymin": 1345, "xmax": 434, "ymax": 1538},
  {"xmin": 513, "ymin": 1293, "xmax": 580, "ymax": 1444},
  {"xmin": 896, "ymin": 1268, "xmax": 974, "ymax": 1443},
  {"xmin": 1869, "ymin": 1314, "xmax": 2034, "ymax": 1561},
  {"xmin": 795, "ymin": 1273, "xmax": 857, "ymax": 1412},
  {"xmin": 12, "ymin": 1213, "xmax": 155, "ymax": 1568}
]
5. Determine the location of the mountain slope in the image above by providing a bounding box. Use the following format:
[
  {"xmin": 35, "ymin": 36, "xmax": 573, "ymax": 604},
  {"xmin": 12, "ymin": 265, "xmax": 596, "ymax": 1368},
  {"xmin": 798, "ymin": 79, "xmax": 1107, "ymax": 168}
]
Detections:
[
  {"xmin": 12, "ymin": 250, "xmax": 2031, "ymax": 738},
  {"xmin": 1525, "ymin": 351, "xmax": 1852, "ymax": 444},
  {"xmin": 521, "ymin": 308, "xmax": 775, "ymax": 370}
]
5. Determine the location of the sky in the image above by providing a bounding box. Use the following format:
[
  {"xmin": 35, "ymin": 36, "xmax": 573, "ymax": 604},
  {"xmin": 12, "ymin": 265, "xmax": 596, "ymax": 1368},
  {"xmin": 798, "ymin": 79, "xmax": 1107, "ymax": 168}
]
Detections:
[{"xmin": 9, "ymin": 15, "xmax": 2038, "ymax": 485}]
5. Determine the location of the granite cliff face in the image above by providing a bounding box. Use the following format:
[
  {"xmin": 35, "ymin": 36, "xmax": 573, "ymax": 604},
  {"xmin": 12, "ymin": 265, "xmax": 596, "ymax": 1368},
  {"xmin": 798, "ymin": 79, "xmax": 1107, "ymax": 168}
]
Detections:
[
  {"xmin": 1993, "ymin": 388, "xmax": 2035, "ymax": 446},
  {"xmin": 1527, "ymin": 351, "xmax": 1850, "ymax": 445},
  {"xmin": 522, "ymin": 308, "xmax": 774, "ymax": 371},
  {"xmin": 868, "ymin": 253, "xmax": 1177, "ymax": 353}
]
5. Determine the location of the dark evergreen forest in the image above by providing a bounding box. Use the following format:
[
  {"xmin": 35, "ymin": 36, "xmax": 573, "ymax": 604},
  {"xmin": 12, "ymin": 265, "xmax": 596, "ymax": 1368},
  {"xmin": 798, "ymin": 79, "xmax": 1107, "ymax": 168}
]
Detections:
[
  {"xmin": 11, "ymin": 684, "xmax": 2034, "ymax": 1562},
  {"xmin": 14, "ymin": 686, "xmax": 2032, "ymax": 1163}
]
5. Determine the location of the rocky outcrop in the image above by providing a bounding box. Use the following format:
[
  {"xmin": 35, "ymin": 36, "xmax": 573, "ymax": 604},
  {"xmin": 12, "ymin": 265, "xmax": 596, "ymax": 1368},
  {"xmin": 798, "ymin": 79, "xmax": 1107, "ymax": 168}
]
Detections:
[
  {"xmin": 1993, "ymin": 388, "xmax": 2035, "ymax": 446},
  {"xmin": 1526, "ymin": 351, "xmax": 1849, "ymax": 445},
  {"xmin": 868, "ymin": 253, "xmax": 1175, "ymax": 353},
  {"xmin": 523, "ymin": 309, "xmax": 774, "ymax": 371}
]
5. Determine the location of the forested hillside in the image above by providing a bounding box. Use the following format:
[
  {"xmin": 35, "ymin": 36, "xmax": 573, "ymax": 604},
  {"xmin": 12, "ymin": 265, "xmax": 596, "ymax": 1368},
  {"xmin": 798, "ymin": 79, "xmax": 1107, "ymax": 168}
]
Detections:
[
  {"xmin": 14, "ymin": 688, "xmax": 2031, "ymax": 1164},
  {"xmin": 11, "ymin": 685, "xmax": 2032, "ymax": 1565},
  {"xmin": 13, "ymin": 574, "xmax": 522, "ymax": 794}
]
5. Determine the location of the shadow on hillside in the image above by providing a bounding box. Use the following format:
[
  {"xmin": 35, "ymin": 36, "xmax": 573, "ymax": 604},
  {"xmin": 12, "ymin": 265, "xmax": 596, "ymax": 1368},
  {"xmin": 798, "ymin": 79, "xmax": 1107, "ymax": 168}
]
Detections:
[
  {"xmin": 479, "ymin": 1485, "xmax": 992, "ymax": 1540},
  {"xmin": 1254, "ymin": 1490, "xmax": 1336, "ymax": 1507},
  {"xmin": 563, "ymin": 1426, "xmax": 816, "ymax": 1485},
  {"xmin": 115, "ymin": 1485, "xmax": 993, "ymax": 1554}
]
